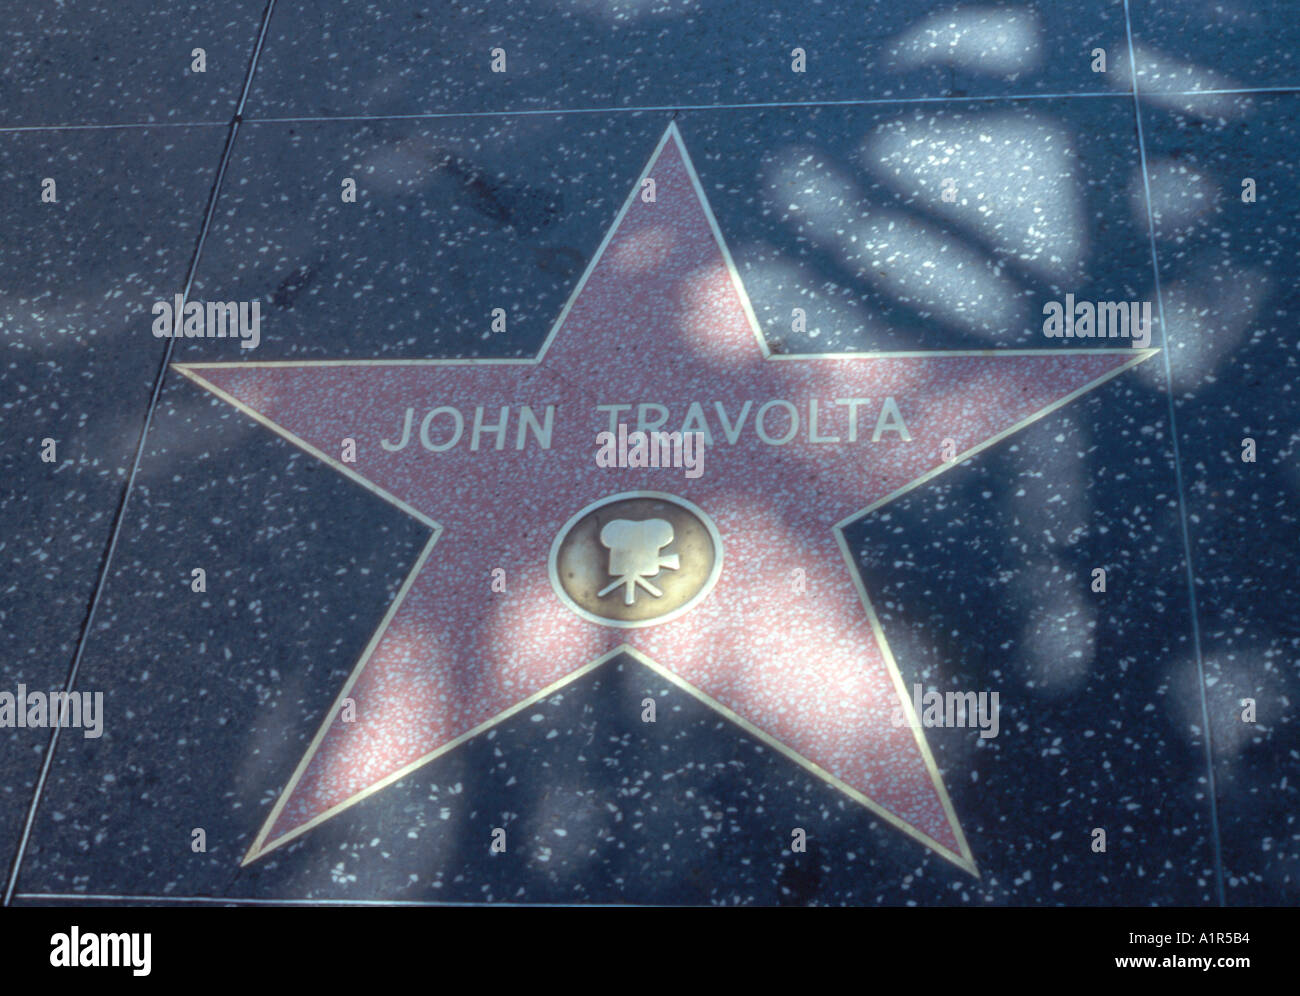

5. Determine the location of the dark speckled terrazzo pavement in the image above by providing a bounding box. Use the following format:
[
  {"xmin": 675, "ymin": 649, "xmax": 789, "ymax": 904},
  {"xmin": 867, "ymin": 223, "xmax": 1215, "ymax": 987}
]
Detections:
[{"xmin": 1, "ymin": 1, "xmax": 1296, "ymax": 907}]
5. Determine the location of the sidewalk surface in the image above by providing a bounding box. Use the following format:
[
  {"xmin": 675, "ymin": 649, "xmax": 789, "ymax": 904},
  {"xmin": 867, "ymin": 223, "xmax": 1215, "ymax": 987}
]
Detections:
[{"xmin": 1, "ymin": 1, "xmax": 1296, "ymax": 906}]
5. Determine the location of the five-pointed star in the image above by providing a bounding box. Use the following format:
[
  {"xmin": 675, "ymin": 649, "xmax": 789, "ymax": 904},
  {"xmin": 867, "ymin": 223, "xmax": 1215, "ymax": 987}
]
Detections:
[{"xmin": 176, "ymin": 123, "xmax": 1154, "ymax": 873}]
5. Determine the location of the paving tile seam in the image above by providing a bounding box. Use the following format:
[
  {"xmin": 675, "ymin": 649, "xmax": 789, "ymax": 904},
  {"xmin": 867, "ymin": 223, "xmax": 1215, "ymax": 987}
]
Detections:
[
  {"xmin": 4, "ymin": 85, "xmax": 1299, "ymax": 134},
  {"xmin": 1121, "ymin": 0, "xmax": 1224, "ymax": 909}
]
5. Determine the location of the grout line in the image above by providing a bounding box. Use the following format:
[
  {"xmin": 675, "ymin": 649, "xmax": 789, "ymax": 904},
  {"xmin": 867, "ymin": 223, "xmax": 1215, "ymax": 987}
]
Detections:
[
  {"xmin": 4, "ymin": 84, "xmax": 1297, "ymax": 134},
  {"xmin": 0, "ymin": 0, "xmax": 280, "ymax": 909},
  {"xmin": 1123, "ymin": 0, "xmax": 1225, "ymax": 908},
  {"xmin": 0, "ymin": 121, "xmax": 230, "ymax": 134},
  {"xmin": 233, "ymin": 0, "xmax": 278, "ymax": 120},
  {"xmin": 231, "ymin": 86, "xmax": 1300, "ymax": 123},
  {"xmin": 243, "ymin": 91, "xmax": 1128, "ymax": 123},
  {"xmin": 1161, "ymin": 85, "xmax": 1300, "ymax": 96},
  {"xmin": 13, "ymin": 892, "xmax": 631, "ymax": 907}
]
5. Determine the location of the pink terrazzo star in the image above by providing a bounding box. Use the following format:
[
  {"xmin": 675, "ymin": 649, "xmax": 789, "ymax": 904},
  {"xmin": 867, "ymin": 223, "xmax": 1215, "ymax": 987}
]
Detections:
[{"xmin": 177, "ymin": 123, "xmax": 1154, "ymax": 872}]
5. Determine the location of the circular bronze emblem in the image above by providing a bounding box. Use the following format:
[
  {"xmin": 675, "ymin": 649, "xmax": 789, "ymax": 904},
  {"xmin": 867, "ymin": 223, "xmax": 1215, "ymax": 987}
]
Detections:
[{"xmin": 549, "ymin": 491, "xmax": 723, "ymax": 628}]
